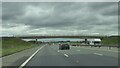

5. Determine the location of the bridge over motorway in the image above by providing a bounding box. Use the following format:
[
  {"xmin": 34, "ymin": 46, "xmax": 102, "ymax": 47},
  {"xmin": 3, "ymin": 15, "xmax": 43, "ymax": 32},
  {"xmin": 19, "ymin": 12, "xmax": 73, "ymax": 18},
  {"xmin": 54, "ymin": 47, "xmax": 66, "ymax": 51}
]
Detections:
[{"xmin": 1, "ymin": 35, "xmax": 110, "ymax": 39}]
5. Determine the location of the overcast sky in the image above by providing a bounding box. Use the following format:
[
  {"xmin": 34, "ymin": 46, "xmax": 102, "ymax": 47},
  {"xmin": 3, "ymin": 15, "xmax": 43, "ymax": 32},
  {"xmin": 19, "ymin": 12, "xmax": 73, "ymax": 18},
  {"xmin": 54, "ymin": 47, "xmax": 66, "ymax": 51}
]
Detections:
[{"xmin": 2, "ymin": 2, "xmax": 118, "ymax": 36}]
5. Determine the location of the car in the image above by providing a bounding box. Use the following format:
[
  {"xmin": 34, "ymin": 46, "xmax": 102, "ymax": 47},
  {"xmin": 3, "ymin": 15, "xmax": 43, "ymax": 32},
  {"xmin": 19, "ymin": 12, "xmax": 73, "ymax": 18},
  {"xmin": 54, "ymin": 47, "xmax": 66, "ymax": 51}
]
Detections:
[{"xmin": 59, "ymin": 43, "xmax": 70, "ymax": 50}]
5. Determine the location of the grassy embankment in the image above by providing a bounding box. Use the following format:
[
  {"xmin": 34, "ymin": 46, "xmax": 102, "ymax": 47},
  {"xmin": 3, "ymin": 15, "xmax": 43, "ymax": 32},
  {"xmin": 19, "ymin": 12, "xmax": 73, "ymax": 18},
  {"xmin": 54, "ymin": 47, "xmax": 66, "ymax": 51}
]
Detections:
[
  {"xmin": 69, "ymin": 36, "xmax": 119, "ymax": 46},
  {"xmin": 0, "ymin": 40, "xmax": 2, "ymax": 57},
  {"xmin": 1, "ymin": 38, "xmax": 36, "ymax": 57},
  {"xmin": 101, "ymin": 36, "xmax": 119, "ymax": 46}
]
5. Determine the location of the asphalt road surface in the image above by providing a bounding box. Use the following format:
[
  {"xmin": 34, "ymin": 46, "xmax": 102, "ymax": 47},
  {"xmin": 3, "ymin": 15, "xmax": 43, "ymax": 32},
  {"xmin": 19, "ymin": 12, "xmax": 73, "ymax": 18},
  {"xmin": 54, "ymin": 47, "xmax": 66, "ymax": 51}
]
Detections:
[{"xmin": 23, "ymin": 44, "xmax": 118, "ymax": 66}]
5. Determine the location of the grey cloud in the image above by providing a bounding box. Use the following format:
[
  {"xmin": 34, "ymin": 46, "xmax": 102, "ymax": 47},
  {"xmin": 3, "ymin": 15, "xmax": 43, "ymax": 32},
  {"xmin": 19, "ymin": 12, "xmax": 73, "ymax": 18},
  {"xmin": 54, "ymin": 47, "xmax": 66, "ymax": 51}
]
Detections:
[
  {"xmin": 101, "ymin": 7, "xmax": 118, "ymax": 16},
  {"xmin": 87, "ymin": 2, "xmax": 116, "ymax": 9},
  {"xmin": 2, "ymin": 2, "xmax": 118, "ymax": 36},
  {"xmin": 0, "ymin": 3, "xmax": 1, "ymax": 14},
  {"xmin": 87, "ymin": 2, "xmax": 118, "ymax": 16},
  {"xmin": 2, "ymin": 3, "xmax": 25, "ymax": 21}
]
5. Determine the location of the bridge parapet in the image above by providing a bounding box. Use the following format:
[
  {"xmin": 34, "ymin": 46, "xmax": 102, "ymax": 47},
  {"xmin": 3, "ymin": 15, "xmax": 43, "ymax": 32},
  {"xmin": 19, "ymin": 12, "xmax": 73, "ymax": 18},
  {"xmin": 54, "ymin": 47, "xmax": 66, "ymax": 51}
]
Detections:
[{"xmin": 1, "ymin": 35, "xmax": 108, "ymax": 39}]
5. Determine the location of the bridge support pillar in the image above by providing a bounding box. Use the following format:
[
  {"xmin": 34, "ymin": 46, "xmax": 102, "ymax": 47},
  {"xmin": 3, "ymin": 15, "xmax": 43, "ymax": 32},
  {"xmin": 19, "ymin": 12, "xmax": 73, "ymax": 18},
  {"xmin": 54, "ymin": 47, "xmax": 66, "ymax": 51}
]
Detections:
[
  {"xmin": 85, "ymin": 38, "xmax": 88, "ymax": 44},
  {"xmin": 35, "ymin": 39, "xmax": 38, "ymax": 44}
]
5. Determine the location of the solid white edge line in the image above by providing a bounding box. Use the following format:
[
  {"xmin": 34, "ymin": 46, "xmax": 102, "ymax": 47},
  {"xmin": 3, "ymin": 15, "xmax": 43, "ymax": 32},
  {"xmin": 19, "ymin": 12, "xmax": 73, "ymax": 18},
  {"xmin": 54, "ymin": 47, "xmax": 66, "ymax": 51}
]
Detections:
[
  {"xmin": 19, "ymin": 46, "xmax": 44, "ymax": 68},
  {"xmin": 64, "ymin": 54, "xmax": 69, "ymax": 57},
  {"xmin": 94, "ymin": 53, "xmax": 103, "ymax": 56}
]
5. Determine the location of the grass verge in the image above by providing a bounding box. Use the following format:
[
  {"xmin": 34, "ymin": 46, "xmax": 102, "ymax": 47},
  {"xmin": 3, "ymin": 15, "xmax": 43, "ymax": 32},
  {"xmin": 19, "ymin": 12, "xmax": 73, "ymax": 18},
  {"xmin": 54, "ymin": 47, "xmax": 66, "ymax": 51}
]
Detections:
[
  {"xmin": 1, "ymin": 38, "xmax": 37, "ymax": 57},
  {"xmin": 101, "ymin": 36, "xmax": 119, "ymax": 46},
  {"xmin": 0, "ymin": 40, "xmax": 2, "ymax": 57}
]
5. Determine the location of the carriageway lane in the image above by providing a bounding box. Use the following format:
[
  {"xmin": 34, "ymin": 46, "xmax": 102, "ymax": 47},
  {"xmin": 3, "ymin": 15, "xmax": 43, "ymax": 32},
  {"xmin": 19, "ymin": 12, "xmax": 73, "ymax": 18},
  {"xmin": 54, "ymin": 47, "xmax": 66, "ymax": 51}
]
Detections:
[
  {"xmin": 51, "ymin": 45, "xmax": 118, "ymax": 58},
  {"xmin": 26, "ymin": 45, "xmax": 75, "ymax": 66},
  {"xmin": 25, "ymin": 45, "xmax": 118, "ymax": 66}
]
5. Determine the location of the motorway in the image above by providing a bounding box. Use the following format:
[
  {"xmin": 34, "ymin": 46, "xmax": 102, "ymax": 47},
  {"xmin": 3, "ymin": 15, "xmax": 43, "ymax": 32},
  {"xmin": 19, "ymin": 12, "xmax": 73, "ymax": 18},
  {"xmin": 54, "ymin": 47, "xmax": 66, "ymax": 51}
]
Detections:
[
  {"xmin": 23, "ymin": 44, "xmax": 118, "ymax": 66},
  {"xmin": 2, "ymin": 44, "xmax": 119, "ymax": 67}
]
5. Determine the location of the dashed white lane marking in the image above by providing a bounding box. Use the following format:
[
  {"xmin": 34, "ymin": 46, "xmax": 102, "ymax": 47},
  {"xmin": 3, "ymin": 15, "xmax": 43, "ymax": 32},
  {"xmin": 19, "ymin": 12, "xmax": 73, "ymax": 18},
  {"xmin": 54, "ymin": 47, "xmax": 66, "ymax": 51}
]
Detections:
[
  {"xmin": 19, "ymin": 45, "xmax": 45, "ymax": 68},
  {"xmin": 64, "ymin": 54, "xmax": 69, "ymax": 57},
  {"xmin": 94, "ymin": 53, "xmax": 103, "ymax": 56}
]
